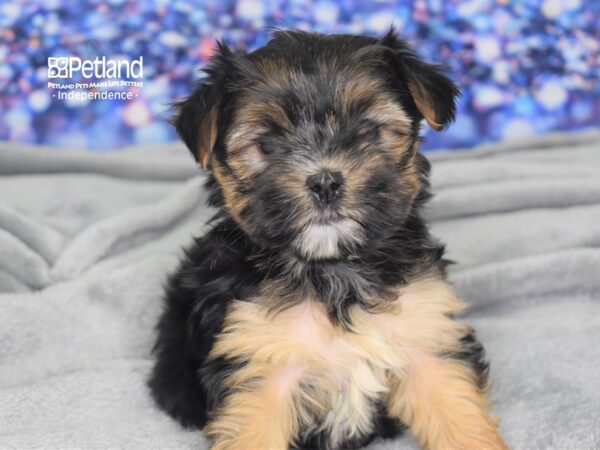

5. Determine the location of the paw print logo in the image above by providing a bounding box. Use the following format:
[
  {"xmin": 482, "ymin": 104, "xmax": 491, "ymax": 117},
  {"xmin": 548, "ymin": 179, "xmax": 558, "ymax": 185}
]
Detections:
[{"xmin": 48, "ymin": 57, "xmax": 69, "ymax": 78}]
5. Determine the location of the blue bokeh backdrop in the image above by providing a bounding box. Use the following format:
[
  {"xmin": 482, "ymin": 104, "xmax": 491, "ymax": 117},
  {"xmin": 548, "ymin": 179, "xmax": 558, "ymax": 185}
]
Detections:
[{"xmin": 0, "ymin": 0, "xmax": 598, "ymax": 151}]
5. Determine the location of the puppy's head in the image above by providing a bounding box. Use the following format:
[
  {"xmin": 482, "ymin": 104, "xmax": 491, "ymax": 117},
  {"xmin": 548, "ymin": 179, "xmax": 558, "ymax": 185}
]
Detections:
[{"xmin": 174, "ymin": 30, "xmax": 458, "ymax": 261}]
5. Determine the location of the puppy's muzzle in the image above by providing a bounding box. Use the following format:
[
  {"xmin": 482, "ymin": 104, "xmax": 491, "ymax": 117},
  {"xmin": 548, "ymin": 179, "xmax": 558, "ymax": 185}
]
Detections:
[{"xmin": 306, "ymin": 170, "xmax": 344, "ymax": 205}]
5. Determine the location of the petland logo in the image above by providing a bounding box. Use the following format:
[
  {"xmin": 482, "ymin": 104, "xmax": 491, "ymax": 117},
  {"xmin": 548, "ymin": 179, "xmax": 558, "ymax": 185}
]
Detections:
[
  {"xmin": 48, "ymin": 56, "xmax": 143, "ymax": 79},
  {"xmin": 47, "ymin": 56, "xmax": 143, "ymax": 102}
]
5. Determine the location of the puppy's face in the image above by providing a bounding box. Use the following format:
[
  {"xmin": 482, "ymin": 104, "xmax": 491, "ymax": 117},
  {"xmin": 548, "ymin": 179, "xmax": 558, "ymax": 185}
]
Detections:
[{"xmin": 175, "ymin": 31, "xmax": 458, "ymax": 261}]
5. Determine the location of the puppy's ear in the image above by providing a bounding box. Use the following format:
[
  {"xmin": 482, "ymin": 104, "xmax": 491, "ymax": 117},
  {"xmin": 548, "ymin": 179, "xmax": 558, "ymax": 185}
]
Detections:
[
  {"xmin": 380, "ymin": 30, "xmax": 459, "ymax": 131},
  {"xmin": 172, "ymin": 42, "xmax": 233, "ymax": 168}
]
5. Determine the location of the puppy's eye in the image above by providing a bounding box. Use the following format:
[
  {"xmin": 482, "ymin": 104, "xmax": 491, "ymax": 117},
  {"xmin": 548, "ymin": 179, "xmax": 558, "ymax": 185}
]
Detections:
[
  {"xmin": 357, "ymin": 120, "xmax": 380, "ymax": 140},
  {"xmin": 257, "ymin": 142, "xmax": 273, "ymax": 155},
  {"xmin": 370, "ymin": 123, "xmax": 380, "ymax": 138}
]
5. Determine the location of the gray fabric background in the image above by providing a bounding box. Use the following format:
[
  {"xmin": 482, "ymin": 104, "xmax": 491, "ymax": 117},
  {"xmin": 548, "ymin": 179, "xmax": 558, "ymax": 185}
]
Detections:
[{"xmin": 0, "ymin": 131, "xmax": 599, "ymax": 449}]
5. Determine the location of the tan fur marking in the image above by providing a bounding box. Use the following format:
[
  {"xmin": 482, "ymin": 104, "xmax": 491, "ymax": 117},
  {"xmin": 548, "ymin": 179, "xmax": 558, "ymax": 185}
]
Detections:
[
  {"xmin": 205, "ymin": 274, "xmax": 504, "ymax": 449},
  {"xmin": 205, "ymin": 363, "xmax": 302, "ymax": 450},
  {"xmin": 402, "ymin": 150, "xmax": 422, "ymax": 204},
  {"xmin": 198, "ymin": 106, "xmax": 219, "ymax": 168},
  {"xmin": 408, "ymin": 81, "xmax": 444, "ymax": 131},
  {"xmin": 337, "ymin": 75, "xmax": 383, "ymax": 113},
  {"xmin": 387, "ymin": 354, "xmax": 507, "ymax": 450},
  {"xmin": 366, "ymin": 97, "xmax": 412, "ymax": 135},
  {"xmin": 228, "ymin": 144, "xmax": 268, "ymax": 176},
  {"xmin": 236, "ymin": 98, "xmax": 293, "ymax": 133},
  {"xmin": 211, "ymin": 160, "xmax": 249, "ymax": 224}
]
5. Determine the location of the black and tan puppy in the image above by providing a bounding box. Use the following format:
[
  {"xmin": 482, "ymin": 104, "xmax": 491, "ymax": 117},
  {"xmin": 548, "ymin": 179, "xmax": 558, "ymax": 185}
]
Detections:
[{"xmin": 149, "ymin": 29, "xmax": 507, "ymax": 450}]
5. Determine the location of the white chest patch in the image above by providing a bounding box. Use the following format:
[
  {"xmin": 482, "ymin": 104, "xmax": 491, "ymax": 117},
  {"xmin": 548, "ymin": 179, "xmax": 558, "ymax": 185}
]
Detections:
[{"xmin": 294, "ymin": 219, "xmax": 363, "ymax": 260}]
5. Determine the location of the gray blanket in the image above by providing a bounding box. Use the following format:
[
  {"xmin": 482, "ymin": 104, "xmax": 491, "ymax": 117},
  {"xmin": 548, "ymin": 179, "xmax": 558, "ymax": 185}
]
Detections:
[{"xmin": 1, "ymin": 132, "xmax": 599, "ymax": 449}]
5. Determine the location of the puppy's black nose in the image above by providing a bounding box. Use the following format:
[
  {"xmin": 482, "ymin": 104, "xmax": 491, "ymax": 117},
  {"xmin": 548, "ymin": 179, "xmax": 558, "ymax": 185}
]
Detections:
[{"xmin": 306, "ymin": 170, "xmax": 344, "ymax": 204}]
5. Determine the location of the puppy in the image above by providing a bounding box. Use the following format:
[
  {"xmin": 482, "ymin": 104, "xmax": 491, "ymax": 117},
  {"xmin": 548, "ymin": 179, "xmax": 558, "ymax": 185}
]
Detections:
[{"xmin": 149, "ymin": 30, "xmax": 507, "ymax": 450}]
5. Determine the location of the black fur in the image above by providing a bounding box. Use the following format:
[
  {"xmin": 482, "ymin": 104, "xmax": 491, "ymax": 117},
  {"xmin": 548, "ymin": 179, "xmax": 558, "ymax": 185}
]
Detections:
[
  {"xmin": 454, "ymin": 331, "xmax": 491, "ymax": 391},
  {"xmin": 149, "ymin": 29, "xmax": 488, "ymax": 449},
  {"xmin": 294, "ymin": 401, "xmax": 406, "ymax": 450},
  {"xmin": 148, "ymin": 220, "xmax": 261, "ymax": 428}
]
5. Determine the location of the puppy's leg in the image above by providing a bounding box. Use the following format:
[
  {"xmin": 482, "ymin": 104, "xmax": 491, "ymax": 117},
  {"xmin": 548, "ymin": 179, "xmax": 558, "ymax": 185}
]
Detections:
[
  {"xmin": 204, "ymin": 362, "xmax": 303, "ymax": 450},
  {"xmin": 387, "ymin": 352, "xmax": 507, "ymax": 450}
]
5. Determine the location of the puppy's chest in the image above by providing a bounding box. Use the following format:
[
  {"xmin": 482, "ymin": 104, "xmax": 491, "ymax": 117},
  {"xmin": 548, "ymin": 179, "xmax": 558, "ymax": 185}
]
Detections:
[
  {"xmin": 211, "ymin": 294, "xmax": 403, "ymax": 440},
  {"xmin": 214, "ymin": 294, "xmax": 404, "ymax": 376},
  {"xmin": 211, "ymin": 275, "xmax": 465, "ymax": 371},
  {"xmin": 209, "ymin": 277, "xmax": 466, "ymax": 443}
]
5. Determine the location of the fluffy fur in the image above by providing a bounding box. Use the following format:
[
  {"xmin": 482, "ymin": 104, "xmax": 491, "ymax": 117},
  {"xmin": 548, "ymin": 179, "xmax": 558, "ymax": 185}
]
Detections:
[{"xmin": 149, "ymin": 29, "xmax": 506, "ymax": 450}]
